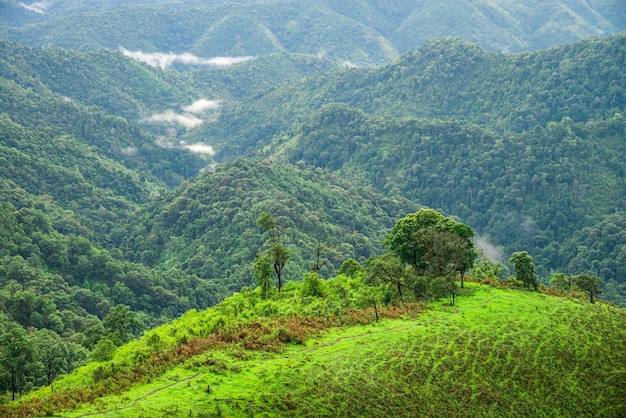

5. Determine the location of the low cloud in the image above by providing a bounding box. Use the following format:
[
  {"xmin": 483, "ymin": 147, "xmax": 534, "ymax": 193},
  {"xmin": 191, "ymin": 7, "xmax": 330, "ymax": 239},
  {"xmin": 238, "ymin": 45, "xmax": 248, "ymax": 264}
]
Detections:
[
  {"xmin": 183, "ymin": 99, "xmax": 220, "ymax": 115},
  {"xmin": 120, "ymin": 147, "xmax": 138, "ymax": 156},
  {"xmin": 146, "ymin": 99, "xmax": 220, "ymax": 129},
  {"xmin": 120, "ymin": 48, "xmax": 254, "ymax": 69},
  {"xmin": 147, "ymin": 110, "xmax": 203, "ymax": 129},
  {"xmin": 155, "ymin": 138, "xmax": 216, "ymax": 156},
  {"xmin": 474, "ymin": 235, "xmax": 504, "ymax": 263},
  {"xmin": 182, "ymin": 144, "xmax": 215, "ymax": 155},
  {"xmin": 19, "ymin": 1, "xmax": 49, "ymax": 13}
]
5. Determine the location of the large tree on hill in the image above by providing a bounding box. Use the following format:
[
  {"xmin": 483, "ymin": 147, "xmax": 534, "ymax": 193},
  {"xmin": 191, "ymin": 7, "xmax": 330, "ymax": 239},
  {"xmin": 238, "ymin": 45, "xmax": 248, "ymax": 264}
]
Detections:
[
  {"xmin": 384, "ymin": 208, "xmax": 475, "ymax": 281},
  {"xmin": 384, "ymin": 208, "xmax": 444, "ymax": 271},
  {"xmin": 572, "ymin": 274, "xmax": 602, "ymax": 303}
]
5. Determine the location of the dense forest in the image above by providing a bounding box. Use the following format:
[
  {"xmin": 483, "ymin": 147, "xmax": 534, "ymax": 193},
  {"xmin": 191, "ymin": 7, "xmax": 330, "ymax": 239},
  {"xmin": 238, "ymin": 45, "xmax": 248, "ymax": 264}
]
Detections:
[
  {"xmin": 1, "ymin": 208, "xmax": 623, "ymax": 416},
  {"xmin": 1, "ymin": 0, "xmax": 626, "ymax": 409},
  {"xmin": 190, "ymin": 34, "xmax": 626, "ymax": 301},
  {"xmin": 2, "ymin": 0, "xmax": 625, "ymax": 65}
]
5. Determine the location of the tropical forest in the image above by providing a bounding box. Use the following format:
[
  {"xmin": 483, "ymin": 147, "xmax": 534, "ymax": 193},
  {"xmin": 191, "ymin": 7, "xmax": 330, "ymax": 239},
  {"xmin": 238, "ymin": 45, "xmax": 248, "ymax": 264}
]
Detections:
[{"xmin": 0, "ymin": 0, "xmax": 625, "ymax": 416}]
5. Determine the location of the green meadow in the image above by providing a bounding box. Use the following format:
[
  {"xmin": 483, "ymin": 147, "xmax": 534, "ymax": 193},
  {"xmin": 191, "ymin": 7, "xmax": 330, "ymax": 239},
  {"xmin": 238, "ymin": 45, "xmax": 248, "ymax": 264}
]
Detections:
[{"xmin": 24, "ymin": 284, "xmax": 625, "ymax": 418}]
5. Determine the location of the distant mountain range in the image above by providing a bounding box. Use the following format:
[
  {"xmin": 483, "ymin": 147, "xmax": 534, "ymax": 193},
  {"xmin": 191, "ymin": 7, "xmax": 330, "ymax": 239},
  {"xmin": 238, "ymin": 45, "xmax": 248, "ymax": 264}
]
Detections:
[{"xmin": 1, "ymin": 0, "xmax": 625, "ymax": 65}]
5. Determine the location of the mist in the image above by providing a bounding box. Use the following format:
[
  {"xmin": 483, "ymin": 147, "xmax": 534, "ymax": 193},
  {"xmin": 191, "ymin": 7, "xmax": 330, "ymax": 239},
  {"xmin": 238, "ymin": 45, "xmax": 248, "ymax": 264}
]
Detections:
[
  {"xmin": 19, "ymin": 1, "xmax": 49, "ymax": 14},
  {"xmin": 120, "ymin": 48, "xmax": 254, "ymax": 69},
  {"xmin": 146, "ymin": 98, "xmax": 220, "ymax": 129},
  {"xmin": 182, "ymin": 144, "xmax": 215, "ymax": 155},
  {"xmin": 147, "ymin": 110, "xmax": 203, "ymax": 128},
  {"xmin": 474, "ymin": 235, "xmax": 505, "ymax": 263}
]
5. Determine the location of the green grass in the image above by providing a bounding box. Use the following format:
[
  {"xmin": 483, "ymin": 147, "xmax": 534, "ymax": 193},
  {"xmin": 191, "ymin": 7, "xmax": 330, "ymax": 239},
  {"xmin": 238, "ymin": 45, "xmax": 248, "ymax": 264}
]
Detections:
[{"xmin": 27, "ymin": 284, "xmax": 626, "ymax": 417}]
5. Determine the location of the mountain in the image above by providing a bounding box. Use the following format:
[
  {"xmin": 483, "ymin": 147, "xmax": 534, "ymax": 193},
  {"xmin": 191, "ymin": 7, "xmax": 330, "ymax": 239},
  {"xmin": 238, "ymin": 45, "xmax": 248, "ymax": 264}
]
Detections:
[
  {"xmin": 3, "ymin": 281, "xmax": 625, "ymax": 417},
  {"xmin": 1, "ymin": 1, "xmax": 626, "ymax": 406},
  {"xmin": 184, "ymin": 34, "xmax": 626, "ymax": 298},
  {"xmin": 119, "ymin": 158, "xmax": 418, "ymax": 291},
  {"xmin": 2, "ymin": 0, "xmax": 625, "ymax": 66}
]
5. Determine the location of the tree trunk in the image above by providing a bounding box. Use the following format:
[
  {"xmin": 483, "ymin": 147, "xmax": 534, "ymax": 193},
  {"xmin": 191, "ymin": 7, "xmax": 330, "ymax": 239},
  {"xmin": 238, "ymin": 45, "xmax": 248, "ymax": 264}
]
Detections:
[{"xmin": 11, "ymin": 370, "xmax": 15, "ymax": 401}]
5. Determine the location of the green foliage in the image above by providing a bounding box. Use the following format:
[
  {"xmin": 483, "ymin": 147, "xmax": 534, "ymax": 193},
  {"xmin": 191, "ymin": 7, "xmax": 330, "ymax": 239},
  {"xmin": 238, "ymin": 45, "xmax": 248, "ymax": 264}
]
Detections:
[
  {"xmin": 90, "ymin": 338, "xmax": 117, "ymax": 363},
  {"xmin": 510, "ymin": 251, "xmax": 539, "ymax": 290},
  {"xmin": 385, "ymin": 208, "xmax": 475, "ymax": 276},
  {"xmin": 8, "ymin": 284, "xmax": 626, "ymax": 417},
  {"xmin": 253, "ymin": 255, "xmax": 273, "ymax": 299},
  {"xmin": 120, "ymin": 159, "xmax": 416, "ymax": 298},
  {"xmin": 0, "ymin": 326, "xmax": 34, "ymax": 401},
  {"xmin": 4, "ymin": 0, "xmax": 624, "ymax": 66},
  {"xmin": 301, "ymin": 272, "xmax": 324, "ymax": 298},
  {"xmin": 549, "ymin": 272, "xmax": 570, "ymax": 290},
  {"xmin": 384, "ymin": 208, "xmax": 445, "ymax": 269},
  {"xmin": 571, "ymin": 274, "xmax": 602, "ymax": 303}
]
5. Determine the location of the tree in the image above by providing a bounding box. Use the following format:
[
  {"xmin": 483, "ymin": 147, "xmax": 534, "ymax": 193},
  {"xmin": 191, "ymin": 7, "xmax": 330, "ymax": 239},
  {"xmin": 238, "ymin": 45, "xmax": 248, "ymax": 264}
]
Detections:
[
  {"xmin": 102, "ymin": 305, "xmax": 145, "ymax": 345},
  {"xmin": 0, "ymin": 326, "xmax": 35, "ymax": 400},
  {"xmin": 270, "ymin": 244, "xmax": 290, "ymax": 292},
  {"xmin": 253, "ymin": 254, "xmax": 273, "ymax": 299},
  {"xmin": 510, "ymin": 251, "xmax": 538, "ymax": 290},
  {"xmin": 429, "ymin": 276, "xmax": 458, "ymax": 306},
  {"xmin": 384, "ymin": 208, "xmax": 444, "ymax": 270},
  {"xmin": 301, "ymin": 272, "xmax": 324, "ymax": 298},
  {"xmin": 549, "ymin": 272, "xmax": 570, "ymax": 290},
  {"xmin": 257, "ymin": 212, "xmax": 291, "ymax": 291},
  {"xmin": 572, "ymin": 274, "xmax": 602, "ymax": 303},
  {"xmin": 337, "ymin": 259, "xmax": 364, "ymax": 279},
  {"xmin": 366, "ymin": 253, "xmax": 408, "ymax": 298},
  {"xmin": 32, "ymin": 329, "xmax": 65, "ymax": 388},
  {"xmin": 420, "ymin": 228, "xmax": 475, "ymax": 287},
  {"xmin": 384, "ymin": 209, "xmax": 476, "ymax": 292},
  {"xmin": 90, "ymin": 338, "xmax": 116, "ymax": 362}
]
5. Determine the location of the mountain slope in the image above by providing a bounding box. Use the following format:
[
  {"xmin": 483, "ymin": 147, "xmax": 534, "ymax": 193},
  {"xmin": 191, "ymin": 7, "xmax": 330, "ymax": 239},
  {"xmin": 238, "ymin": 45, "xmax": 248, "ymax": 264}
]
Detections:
[
  {"xmin": 199, "ymin": 33, "xmax": 626, "ymax": 160},
  {"xmin": 3, "ymin": 0, "xmax": 624, "ymax": 66},
  {"xmin": 119, "ymin": 158, "xmax": 418, "ymax": 291},
  {"xmin": 5, "ymin": 283, "xmax": 625, "ymax": 417},
  {"xmin": 186, "ymin": 35, "xmax": 626, "ymax": 288}
]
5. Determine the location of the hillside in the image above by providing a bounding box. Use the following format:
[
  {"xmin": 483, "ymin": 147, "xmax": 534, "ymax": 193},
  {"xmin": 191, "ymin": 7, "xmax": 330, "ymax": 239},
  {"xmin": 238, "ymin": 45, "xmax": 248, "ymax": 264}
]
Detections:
[
  {"xmin": 189, "ymin": 34, "xmax": 626, "ymax": 301},
  {"xmin": 200, "ymin": 34, "xmax": 626, "ymax": 159},
  {"xmin": 119, "ymin": 158, "xmax": 418, "ymax": 291},
  {"xmin": 4, "ymin": 282, "xmax": 625, "ymax": 417},
  {"xmin": 2, "ymin": 0, "xmax": 625, "ymax": 66}
]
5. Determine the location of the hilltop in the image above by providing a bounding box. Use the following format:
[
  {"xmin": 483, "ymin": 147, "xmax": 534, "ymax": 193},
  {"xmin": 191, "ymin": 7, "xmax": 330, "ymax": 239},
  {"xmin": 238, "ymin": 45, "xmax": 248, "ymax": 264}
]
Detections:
[{"xmin": 4, "ymin": 282, "xmax": 625, "ymax": 417}]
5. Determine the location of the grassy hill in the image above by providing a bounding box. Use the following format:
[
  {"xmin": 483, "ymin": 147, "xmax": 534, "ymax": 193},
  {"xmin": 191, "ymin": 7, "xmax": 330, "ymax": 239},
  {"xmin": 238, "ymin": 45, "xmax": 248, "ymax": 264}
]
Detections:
[{"xmin": 4, "ymin": 282, "xmax": 625, "ymax": 417}]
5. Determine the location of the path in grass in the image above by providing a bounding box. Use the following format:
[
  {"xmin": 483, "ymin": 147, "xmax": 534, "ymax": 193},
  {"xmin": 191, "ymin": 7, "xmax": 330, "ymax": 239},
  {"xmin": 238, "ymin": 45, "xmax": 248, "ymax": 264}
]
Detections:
[{"xmin": 74, "ymin": 373, "xmax": 201, "ymax": 418}]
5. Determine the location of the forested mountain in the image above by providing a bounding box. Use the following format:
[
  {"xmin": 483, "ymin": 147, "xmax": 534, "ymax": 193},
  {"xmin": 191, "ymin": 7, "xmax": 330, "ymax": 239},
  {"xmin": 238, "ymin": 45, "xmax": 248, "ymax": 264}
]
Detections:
[
  {"xmin": 2, "ymin": 0, "xmax": 626, "ymax": 407},
  {"xmin": 201, "ymin": 34, "xmax": 626, "ymax": 159},
  {"xmin": 2, "ymin": 0, "xmax": 625, "ymax": 66},
  {"xmin": 120, "ymin": 158, "xmax": 418, "ymax": 290},
  {"xmin": 185, "ymin": 34, "xmax": 626, "ymax": 300}
]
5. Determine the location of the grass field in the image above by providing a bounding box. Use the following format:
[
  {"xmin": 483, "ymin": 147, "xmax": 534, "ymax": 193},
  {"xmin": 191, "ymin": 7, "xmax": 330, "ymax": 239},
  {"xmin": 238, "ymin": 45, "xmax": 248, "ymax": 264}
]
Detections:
[{"xmin": 37, "ymin": 283, "xmax": 626, "ymax": 418}]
